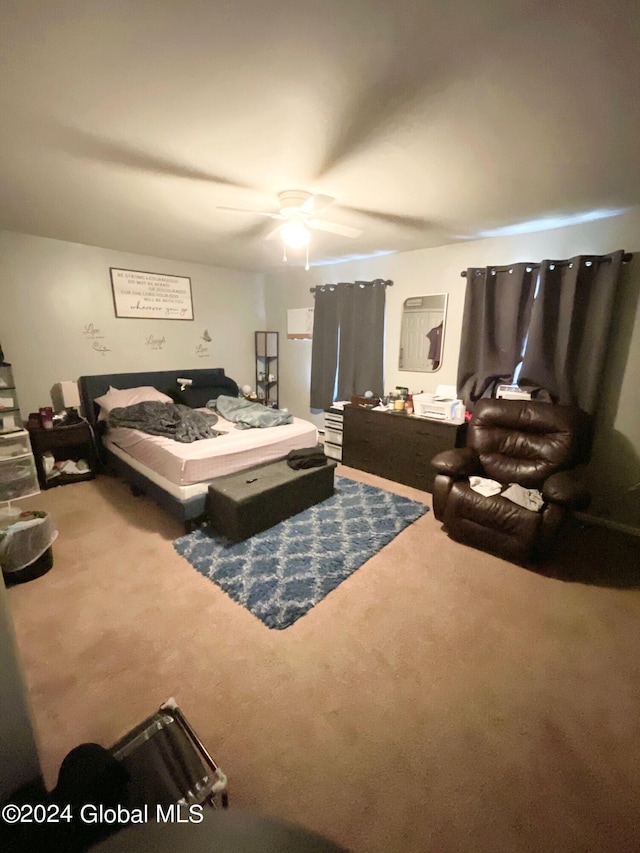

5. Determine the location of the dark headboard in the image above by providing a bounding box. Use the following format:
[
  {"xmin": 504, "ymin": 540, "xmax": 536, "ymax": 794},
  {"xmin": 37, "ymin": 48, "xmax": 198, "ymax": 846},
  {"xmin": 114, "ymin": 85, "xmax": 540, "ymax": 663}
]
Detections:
[{"xmin": 78, "ymin": 368, "xmax": 239, "ymax": 430}]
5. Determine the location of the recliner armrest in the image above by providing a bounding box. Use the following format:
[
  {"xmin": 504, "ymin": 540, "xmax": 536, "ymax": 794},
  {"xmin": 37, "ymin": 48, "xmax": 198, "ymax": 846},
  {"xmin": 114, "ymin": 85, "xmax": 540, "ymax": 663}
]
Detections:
[
  {"xmin": 542, "ymin": 471, "xmax": 590, "ymax": 510},
  {"xmin": 431, "ymin": 447, "xmax": 482, "ymax": 478}
]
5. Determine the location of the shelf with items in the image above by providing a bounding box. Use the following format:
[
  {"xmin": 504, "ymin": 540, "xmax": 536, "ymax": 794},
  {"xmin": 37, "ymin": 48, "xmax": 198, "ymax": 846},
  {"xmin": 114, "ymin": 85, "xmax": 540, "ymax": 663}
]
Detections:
[
  {"xmin": 0, "ymin": 365, "xmax": 23, "ymax": 434},
  {"xmin": 0, "ymin": 409, "xmax": 23, "ymax": 434},
  {"xmin": 27, "ymin": 421, "xmax": 97, "ymax": 490},
  {"xmin": 255, "ymin": 331, "xmax": 279, "ymax": 408}
]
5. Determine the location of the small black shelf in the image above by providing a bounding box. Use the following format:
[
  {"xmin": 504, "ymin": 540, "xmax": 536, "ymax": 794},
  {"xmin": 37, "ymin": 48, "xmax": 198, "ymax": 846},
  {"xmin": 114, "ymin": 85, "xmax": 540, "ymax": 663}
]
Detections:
[
  {"xmin": 255, "ymin": 331, "xmax": 279, "ymax": 408},
  {"xmin": 28, "ymin": 421, "xmax": 97, "ymax": 489},
  {"xmin": 45, "ymin": 471, "xmax": 94, "ymax": 487}
]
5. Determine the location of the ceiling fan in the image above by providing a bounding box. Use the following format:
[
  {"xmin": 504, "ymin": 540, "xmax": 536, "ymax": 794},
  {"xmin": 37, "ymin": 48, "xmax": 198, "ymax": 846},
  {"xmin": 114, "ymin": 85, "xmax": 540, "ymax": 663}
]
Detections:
[{"xmin": 217, "ymin": 190, "xmax": 363, "ymax": 267}]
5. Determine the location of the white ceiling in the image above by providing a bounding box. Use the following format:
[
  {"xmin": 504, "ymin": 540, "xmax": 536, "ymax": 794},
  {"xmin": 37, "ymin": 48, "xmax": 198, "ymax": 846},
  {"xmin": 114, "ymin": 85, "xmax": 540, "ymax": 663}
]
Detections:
[{"xmin": 1, "ymin": 0, "xmax": 639, "ymax": 272}]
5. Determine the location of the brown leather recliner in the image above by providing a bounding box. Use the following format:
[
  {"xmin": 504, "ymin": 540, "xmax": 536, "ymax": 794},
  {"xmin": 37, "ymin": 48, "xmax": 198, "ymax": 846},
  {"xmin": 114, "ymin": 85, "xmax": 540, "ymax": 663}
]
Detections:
[{"xmin": 431, "ymin": 399, "xmax": 592, "ymax": 563}]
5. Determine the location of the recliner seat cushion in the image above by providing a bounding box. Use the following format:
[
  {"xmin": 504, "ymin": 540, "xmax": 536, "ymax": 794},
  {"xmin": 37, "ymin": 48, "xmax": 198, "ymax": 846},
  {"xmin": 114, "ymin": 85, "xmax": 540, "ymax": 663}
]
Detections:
[{"xmin": 443, "ymin": 481, "xmax": 542, "ymax": 562}]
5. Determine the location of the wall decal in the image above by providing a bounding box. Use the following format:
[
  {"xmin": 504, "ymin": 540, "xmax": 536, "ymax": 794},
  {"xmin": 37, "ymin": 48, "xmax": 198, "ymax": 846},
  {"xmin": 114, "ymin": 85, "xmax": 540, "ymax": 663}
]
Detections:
[
  {"xmin": 110, "ymin": 268, "xmax": 194, "ymax": 320},
  {"xmin": 201, "ymin": 329, "xmax": 212, "ymax": 342},
  {"xmin": 82, "ymin": 323, "xmax": 105, "ymax": 341},
  {"xmin": 83, "ymin": 323, "xmax": 111, "ymax": 355},
  {"xmin": 145, "ymin": 334, "xmax": 166, "ymax": 351},
  {"xmin": 196, "ymin": 343, "xmax": 210, "ymax": 359}
]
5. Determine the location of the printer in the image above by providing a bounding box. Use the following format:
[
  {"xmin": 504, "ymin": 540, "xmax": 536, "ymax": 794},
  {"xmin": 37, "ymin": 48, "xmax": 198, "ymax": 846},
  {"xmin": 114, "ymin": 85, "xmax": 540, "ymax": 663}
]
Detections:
[
  {"xmin": 495, "ymin": 384, "xmax": 532, "ymax": 401},
  {"xmin": 412, "ymin": 385, "xmax": 465, "ymax": 424}
]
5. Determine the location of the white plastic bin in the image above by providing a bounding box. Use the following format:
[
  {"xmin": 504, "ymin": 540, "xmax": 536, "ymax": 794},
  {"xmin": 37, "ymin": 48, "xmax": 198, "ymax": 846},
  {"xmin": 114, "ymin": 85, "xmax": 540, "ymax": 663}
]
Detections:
[{"xmin": 0, "ymin": 510, "xmax": 57, "ymax": 583}]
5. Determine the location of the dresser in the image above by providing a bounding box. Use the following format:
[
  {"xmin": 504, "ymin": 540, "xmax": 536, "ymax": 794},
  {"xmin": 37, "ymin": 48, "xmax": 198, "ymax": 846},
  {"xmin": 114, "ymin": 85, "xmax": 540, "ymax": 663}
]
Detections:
[{"xmin": 342, "ymin": 405, "xmax": 466, "ymax": 492}]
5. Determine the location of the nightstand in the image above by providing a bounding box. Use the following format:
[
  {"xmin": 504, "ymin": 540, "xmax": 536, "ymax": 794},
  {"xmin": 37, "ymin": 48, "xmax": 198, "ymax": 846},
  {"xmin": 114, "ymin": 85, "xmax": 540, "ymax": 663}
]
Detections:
[{"xmin": 27, "ymin": 421, "xmax": 97, "ymax": 489}]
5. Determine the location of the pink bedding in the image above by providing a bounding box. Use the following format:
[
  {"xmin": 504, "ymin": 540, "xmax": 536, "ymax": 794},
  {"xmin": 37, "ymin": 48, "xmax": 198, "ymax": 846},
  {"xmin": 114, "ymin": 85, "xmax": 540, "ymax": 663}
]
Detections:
[{"xmin": 106, "ymin": 414, "xmax": 318, "ymax": 486}]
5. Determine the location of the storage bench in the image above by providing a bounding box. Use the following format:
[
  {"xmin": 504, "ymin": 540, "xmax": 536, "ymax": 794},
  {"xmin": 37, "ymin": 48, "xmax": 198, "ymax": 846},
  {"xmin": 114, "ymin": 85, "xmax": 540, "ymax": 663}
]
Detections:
[{"xmin": 205, "ymin": 458, "xmax": 336, "ymax": 542}]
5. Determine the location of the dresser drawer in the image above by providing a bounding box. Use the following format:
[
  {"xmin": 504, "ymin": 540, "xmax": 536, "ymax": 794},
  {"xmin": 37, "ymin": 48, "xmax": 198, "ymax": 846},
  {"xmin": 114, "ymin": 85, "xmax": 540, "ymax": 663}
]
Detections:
[
  {"xmin": 0, "ymin": 430, "xmax": 31, "ymax": 459},
  {"xmin": 324, "ymin": 426, "xmax": 343, "ymax": 447}
]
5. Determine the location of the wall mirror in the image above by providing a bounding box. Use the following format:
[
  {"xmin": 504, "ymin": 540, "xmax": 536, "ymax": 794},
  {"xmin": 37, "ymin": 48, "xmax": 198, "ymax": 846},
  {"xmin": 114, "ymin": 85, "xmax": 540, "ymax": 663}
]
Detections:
[{"xmin": 398, "ymin": 293, "xmax": 447, "ymax": 372}]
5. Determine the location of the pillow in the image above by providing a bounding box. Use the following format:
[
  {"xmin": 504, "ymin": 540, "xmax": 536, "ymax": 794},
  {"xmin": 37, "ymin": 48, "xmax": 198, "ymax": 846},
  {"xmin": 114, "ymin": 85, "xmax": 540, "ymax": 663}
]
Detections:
[
  {"xmin": 173, "ymin": 378, "xmax": 240, "ymax": 409},
  {"xmin": 95, "ymin": 385, "xmax": 173, "ymax": 421}
]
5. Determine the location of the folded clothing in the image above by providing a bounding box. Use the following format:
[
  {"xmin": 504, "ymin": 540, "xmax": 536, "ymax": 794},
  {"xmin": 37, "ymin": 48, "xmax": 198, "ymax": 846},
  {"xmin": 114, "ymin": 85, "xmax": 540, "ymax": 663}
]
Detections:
[
  {"xmin": 286, "ymin": 445, "xmax": 328, "ymax": 470},
  {"xmin": 468, "ymin": 476, "xmax": 502, "ymax": 497},
  {"xmin": 501, "ymin": 483, "xmax": 544, "ymax": 512},
  {"xmin": 468, "ymin": 476, "xmax": 544, "ymax": 511}
]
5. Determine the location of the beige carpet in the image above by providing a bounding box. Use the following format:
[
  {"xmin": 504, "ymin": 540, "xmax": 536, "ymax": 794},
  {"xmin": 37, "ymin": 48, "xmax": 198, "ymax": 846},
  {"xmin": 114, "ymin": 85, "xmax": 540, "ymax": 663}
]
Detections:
[{"xmin": 6, "ymin": 468, "xmax": 640, "ymax": 853}]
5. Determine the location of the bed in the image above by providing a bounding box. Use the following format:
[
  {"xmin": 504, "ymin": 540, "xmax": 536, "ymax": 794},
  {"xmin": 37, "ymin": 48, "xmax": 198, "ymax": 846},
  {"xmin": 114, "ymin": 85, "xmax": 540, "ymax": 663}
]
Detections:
[{"xmin": 78, "ymin": 369, "xmax": 319, "ymax": 529}]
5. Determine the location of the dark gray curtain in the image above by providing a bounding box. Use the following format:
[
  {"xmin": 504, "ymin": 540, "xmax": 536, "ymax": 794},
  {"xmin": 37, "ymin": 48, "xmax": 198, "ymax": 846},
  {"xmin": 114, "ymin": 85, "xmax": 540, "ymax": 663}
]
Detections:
[
  {"xmin": 457, "ymin": 263, "xmax": 537, "ymax": 408},
  {"xmin": 335, "ymin": 281, "xmax": 386, "ymax": 401},
  {"xmin": 310, "ymin": 280, "xmax": 387, "ymax": 410},
  {"xmin": 519, "ymin": 250, "xmax": 624, "ymax": 412},
  {"xmin": 310, "ymin": 285, "xmax": 339, "ymax": 409}
]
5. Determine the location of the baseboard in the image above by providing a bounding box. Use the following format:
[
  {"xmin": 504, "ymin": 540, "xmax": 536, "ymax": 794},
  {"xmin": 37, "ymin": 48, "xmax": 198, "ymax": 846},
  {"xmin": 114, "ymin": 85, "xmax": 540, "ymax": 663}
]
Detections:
[{"xmin": 574, "ymin": 511, "xmax": 640, "ymax": 538}]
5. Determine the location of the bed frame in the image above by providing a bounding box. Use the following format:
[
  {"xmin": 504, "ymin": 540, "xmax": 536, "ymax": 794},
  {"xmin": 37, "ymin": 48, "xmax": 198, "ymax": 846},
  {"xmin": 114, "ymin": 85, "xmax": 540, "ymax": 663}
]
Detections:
[{"xmin": 78, "ymin": 369, "xmax": 240, "ymax": 529}]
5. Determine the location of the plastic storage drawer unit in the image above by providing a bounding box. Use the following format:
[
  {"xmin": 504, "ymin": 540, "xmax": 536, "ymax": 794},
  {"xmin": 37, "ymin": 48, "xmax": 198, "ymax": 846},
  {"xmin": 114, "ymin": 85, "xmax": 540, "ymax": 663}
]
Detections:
[
  {"xmin": 0, "ymin": 429, "xmax": 31, "ymax": 459},
  {"xmin": 0, "ymin": 454, "xmax": 39, "ymax": 502}
]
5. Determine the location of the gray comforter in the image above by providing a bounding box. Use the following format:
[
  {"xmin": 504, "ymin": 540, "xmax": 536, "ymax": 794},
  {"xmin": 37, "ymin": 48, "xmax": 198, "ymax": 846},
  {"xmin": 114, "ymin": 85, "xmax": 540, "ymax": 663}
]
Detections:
[
  {"xmin": 214, "ymin": 395, "xmax": 293, "ymax": 429},
  {"xmin": 108, "ymin": 401, "xmax": 222, "ymax": 442}
]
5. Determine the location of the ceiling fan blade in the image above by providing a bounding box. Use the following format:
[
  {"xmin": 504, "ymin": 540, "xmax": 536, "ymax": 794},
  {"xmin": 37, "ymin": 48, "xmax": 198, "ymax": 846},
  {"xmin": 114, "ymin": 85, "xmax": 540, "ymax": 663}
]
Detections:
[
  {"xmin": 308, "ymin": 218, "xmax": 363, "ymax": 238},
  {"xmin": 342, "ymin": 206, "xmax": 434, "ymax": 231},
  {"xmin": 41, "ymin": 121, "xmax": 251, "ymax": 188},
  {"xmin": 300, "ymin": 193, "xmax": 335, "ymax": 215},
  {"xmin": 264, "ymin": 222, "xmax": 284, "ymax": 241},
  {"xmin": 216, "ymin": 206, "xmax": 282, "ymax": 219},
  {"xmin": 234, "ymin": 219, "xmax": 278, "ymax": 241},
  {"xmin": 315, "ymin": 40, "xmax": 443, "ymax": 179}
]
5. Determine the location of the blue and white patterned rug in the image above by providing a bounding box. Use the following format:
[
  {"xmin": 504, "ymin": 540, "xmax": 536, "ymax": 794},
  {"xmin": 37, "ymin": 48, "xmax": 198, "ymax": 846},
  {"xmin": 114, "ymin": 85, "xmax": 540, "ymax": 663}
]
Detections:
[{"xmin": 173, "ymin": 475, "xmax": 428, "ymax": 629}]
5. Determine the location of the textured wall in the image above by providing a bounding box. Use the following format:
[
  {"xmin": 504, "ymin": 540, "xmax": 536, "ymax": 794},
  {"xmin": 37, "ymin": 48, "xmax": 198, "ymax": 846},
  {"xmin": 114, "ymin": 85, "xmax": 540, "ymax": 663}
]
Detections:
[{"xmin": 0, "ymin": 231, "xmax": 265, "ymax": 417}]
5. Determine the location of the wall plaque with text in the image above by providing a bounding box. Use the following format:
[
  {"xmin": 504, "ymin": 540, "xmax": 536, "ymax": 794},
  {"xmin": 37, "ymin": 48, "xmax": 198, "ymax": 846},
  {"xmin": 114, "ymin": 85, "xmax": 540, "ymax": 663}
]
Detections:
[{"xmin": 110, "ymin": 268, "xmax": 194, "ymax": 320}]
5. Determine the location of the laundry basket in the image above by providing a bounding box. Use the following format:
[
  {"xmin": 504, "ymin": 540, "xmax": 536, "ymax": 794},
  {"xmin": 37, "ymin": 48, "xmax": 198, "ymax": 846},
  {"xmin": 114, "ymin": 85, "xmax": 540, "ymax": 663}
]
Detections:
[{"xmin": 110, "ymin": 698, "xmax": 228, "ymax": 811}]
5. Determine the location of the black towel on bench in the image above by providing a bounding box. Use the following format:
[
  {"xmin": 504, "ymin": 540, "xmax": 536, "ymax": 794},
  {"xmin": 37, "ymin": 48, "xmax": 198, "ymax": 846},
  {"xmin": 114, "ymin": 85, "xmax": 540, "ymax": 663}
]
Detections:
[{"xmin": 286, "ymin": 445, "xmax": 328, "ymax": 470}]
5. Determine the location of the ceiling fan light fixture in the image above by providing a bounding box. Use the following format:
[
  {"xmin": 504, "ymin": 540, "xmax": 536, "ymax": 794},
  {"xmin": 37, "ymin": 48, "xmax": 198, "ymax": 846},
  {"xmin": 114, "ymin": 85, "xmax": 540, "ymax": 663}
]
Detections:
[{"xmin": 280, "ymin": 218, "xmax": 310, "ymax": 249}]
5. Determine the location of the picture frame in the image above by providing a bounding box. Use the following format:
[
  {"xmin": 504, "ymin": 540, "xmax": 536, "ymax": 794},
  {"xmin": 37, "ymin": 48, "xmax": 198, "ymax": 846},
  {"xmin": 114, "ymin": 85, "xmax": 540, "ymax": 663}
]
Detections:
[
  {"xmin": 286, "ymin": 307, "xmax": 314, "ymax": 339},
  {"xmin": 110, "ymin": 268, "xmax": 194, "ymax": 320}
]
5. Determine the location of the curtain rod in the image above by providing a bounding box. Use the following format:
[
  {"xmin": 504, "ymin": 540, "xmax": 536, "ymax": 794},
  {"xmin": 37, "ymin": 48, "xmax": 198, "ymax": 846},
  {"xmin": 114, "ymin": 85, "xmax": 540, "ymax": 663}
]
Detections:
[
  {"xmin": 459, "ymin": 253, "xmax": 633, "ymax": 277},
  {"xmin": 310, "ymin": 279, "xmax": 393, "ymax": 293}
]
